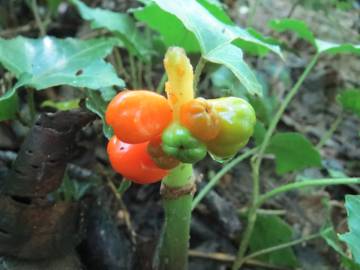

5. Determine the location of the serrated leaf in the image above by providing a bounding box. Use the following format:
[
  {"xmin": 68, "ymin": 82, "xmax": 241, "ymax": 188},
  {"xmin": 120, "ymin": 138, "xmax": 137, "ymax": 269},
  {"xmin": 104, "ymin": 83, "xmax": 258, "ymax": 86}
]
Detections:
[
  {"xmin": 340, "ymin": 195, "xmax": 360, "ymax": 264},
  {"xmin": 322, "ymin": 226, "xmax": 360, "ymax": 270},
  {"xmin": 0, "ymin": 36, "xmax": 124, "ymax": 116},
  {"xmin": 337, "ymin": 89, "xmax": 360, "ymax": 117},
  {"xmin": 71, "ymin": 0, "xmax": 149, "ymax": 58},
  {"xmin": 134, "ymin": 0, "xmax": 283, "ymax": 96},
  {"xmin": 266, "ymin": 132, "xmax": 321, "ymax": 174},
  {"xmin": 85, "ymin": 90, "xmax": 114, "ymax": 139},
  {"xmin": 249, "ymin": 214, "xmax": 299, "ymax": 268}
]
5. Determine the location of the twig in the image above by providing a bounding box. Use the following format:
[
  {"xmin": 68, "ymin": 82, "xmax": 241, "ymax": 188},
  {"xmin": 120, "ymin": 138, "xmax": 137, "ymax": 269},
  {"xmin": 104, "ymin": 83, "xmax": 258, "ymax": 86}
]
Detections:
[
  {"xmin": 0, "ymin": 22, "xmax": 36, "ymax": 37},
  {"xmin": 107, "ymin": 177, "xmax": 137, "ymax": 245},
  {"xmin": 31, "ymin": 0, "xmax": 46, "ymax": 36},
  {"xmin": 188, "ymin": 250, "xmax": 289, "ymax": 270}
]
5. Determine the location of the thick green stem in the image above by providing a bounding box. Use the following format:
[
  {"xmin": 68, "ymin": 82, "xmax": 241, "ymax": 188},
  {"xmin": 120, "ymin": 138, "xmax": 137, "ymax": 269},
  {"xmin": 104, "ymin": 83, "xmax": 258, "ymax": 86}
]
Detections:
[
  {"xmin": 232, "ymin": 54, "xmax": 320, "ymax": 270},
  {"xmin": 158, "ymin": 164, "xmax": 193, "ymax": 270},
  {"xmin": 256, "ymin": 177, "xmax": 360, "ymax": 208}
]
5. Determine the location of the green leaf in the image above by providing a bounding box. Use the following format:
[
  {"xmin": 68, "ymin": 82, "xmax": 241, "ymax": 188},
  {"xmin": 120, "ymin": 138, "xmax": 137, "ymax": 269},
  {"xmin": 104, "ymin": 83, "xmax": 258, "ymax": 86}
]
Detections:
[
  {"xmin": 315, "ymin": 40, "xmax": 360, "ymax": 55},
  {"xmin": 134, "ymin": 0, "xmax": 283, "ymax": 96},
  {"xmin": 71, "ymin": 0, "xmax": 149, "ymax": 58},
  {"xmin": 340, "ymin": 195, "xmax": 360, "ymax": 264},
  {"xmin": 205, "ymin": 44, "xmax": 262, "ymax": 96},
  {"xmin": 0, "ymin": 93, "xmax": 18, "ymax": 121},
  {"xmin": 85, "ymin": 89, "xmax": 114, "ymax": 139},
  {"xmin": 268, "ymin": 18, "xmax": 360, "ymax": 55},
  {"xmin": 266, "ymin": 132, "xmax": 322, "ymax": 174},
  {"xmin": 41, "ymin": 99, "xmax": 80, "ymax": 111},
  {"xmin": 0, "ymin": 36, "xmax": 124, "ymax": 114},
  {"xmin": 322, "ymin": 226, "xmax": 360, "ymax": 270},
  {"xmin": 253, "ymin": 121, "xmax": 266, "ymax": 146},
  {"xmin": 249, "ymin": 214, "xmax": 299, "ymax": 268},
  {"xmin": 268, "ymin": 19, "xmax": 316, "ymax": 45},
  {"xmin": 337, "ymin": 89, "xmax": 360, "ymax": 117}
]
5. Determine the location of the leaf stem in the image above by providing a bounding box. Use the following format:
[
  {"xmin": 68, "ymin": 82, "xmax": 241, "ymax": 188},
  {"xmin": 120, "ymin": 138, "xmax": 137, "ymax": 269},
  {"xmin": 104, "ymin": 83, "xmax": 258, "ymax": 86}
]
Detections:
[
  {"xmin": 193, "ymin": 57, "xmax": 207, "ymax": 93},
  {"xmin": 242, "ymin": 232, "xmax": 320, "ymax": 263},
  {"xmin": 232, "ymin": 54, "xmax": 320, "ymax": 270},
  {"xmin": 156, "ymin": 74, "xmax": 167, "ymax": 93},
  {"xmin": 191, "ymin": 148, "xmax": 257, "ymax": 210},
  {"xmin": 256, "ymin": 177, "xmax": 360, "ymax": 208},
  {"xmin": 316, "ymin": 113, "xmax": 343, "ymax": 149},
  {"xmin": 129, "ymin": 54, "xmax": 138, "ymax": 88},
  {"xmin": 31, "ymin": 0, "xmax": 46, "ymax": 36}
]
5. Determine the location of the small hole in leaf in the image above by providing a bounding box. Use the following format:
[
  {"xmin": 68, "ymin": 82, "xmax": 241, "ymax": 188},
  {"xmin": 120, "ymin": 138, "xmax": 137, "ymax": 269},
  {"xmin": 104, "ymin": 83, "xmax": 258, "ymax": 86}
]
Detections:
[
  {"xmin": 31, "ymin": 164, "xmax": 39, "ymax": 169},
  {"xmin": 26, "ymin": 150, "xmax": 33, "ymax": 155},
  {"xmin": 75, "ymin": 69, "xmax": 83, "ymax": 76}
]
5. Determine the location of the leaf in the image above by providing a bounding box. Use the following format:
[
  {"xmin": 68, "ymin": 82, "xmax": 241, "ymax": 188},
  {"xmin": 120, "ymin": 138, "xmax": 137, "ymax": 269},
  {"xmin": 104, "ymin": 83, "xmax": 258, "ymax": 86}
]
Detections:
[
  {"xmin": 41, "ymin": 99, "xmax": 80, "ymax": 111},
  {"xmin": 0, "ymin": 36, "xmax": 124, "ymax": 115},
  {"xmin": 205, "ymin": 44, "xmax": 262, "ymax": 96},
  {"xmin": 268, "ymin": 19, "xmax": 316, "ymax": 45},
  {"xmin": 134, "ymin": 0, "xmax": 283, "ymax": 96},
  {"xmin": 340, "ymin": 195, "xmax": 360, "ymax": 264},
  {"xmin": 85, "ymin": 89, "xmax": 114, "ymax": 139},
  {"xmin": 315, "ymin": 40, "xmax": 360, "ymax": 55},
  {"xmin": 322, "ymin": 226, "xmax": 360, "ymax": 270},
  {"xmin": 337, "ymin": 89, "xmax": 360, "ymax": 117},
  {"xmin": 253, "ymin": 121, "xmax": 266, "ymax": 146},
  {"xmin": 0, "ymin": 93, "xmax": 18, "ymax": 121},
  {"xmin": 249, "ymin": 214, "xmax": 299, "ymax": 268},
  {"xmin": 71, "ymin": 0, "xmax": 149, "ymax": 58},
  {"xmin": 268, "ymin": 18, "xmax": 360, "ymax": 55},
  {"xmin": 266, "ymin": 132, "xmax": 321, "ymax": 174}
]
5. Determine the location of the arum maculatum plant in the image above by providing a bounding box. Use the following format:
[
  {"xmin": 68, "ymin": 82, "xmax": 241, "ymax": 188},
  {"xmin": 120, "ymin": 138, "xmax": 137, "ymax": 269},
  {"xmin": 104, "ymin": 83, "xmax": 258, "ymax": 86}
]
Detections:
[{"xmin": 105, "ymin": 47, "xmax": 256, "ymax": 270}]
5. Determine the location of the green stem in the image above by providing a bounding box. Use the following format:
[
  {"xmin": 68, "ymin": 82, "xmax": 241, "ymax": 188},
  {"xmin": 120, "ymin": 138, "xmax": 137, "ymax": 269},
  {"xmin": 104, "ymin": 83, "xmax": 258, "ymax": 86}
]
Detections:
[
  {"xmin": 242, "ymin": 232, "xmax": 320, "ymax": 263},
  {"xmin": 129, "ymin": 54, "xmax": 138, "ymax": 88},
  {"xmin": 232, "ymin": 54, "xmax": 320, "ymax": 270},
  {"xmin": 157, "ymin": 164, "xmax": 194, "ymax": 270},
  {"xmin": 256, "ymin": 177, "xmax": 360, "ymax": 208},
  {"xmin": 31, "ymin": 0, "xmax": 46, "ymax": 36},
  {"xmin": 316, "ymin": 113, "xmax": 343, "ymax": 149},
  {"xmin": 246, "ymin": 0, "xmax": 260, "ymax": 27},
  {"xmin": 193, "ymin": 57, "xmax": 207, "ymax": 94},
  {"xmin": 192, "ymin": 148, "xmax": 257, "ymax": 210},
  {"xmin": 156, "ymin": 74, "xmax": 167, "ymax": 93}
]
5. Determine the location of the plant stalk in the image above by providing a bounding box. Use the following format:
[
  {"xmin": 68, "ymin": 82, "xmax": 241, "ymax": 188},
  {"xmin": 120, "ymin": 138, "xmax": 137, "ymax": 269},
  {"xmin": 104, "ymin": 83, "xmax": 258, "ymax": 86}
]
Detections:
[
  {"xmin": 256, "ymin": 177, "xmax": 360, "ymax": 208},
  {"xmin": 232, "ymin": 54, "xmax": 320, "ymax": 270},
  {"xmin": 157, "ymin": 164, "xmax": 194, "ymax": 270}
]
